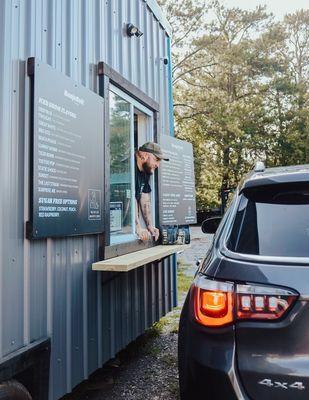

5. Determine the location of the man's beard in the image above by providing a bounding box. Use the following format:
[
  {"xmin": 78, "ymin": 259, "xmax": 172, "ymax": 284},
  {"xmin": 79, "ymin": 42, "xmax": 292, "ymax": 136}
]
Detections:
[{"xmin": 142, "ymin": 162, "xmax": 153, "ymax": 175}]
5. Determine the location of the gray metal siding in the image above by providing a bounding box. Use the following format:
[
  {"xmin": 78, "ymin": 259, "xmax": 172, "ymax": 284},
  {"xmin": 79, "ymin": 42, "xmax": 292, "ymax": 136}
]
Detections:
[
  {"xmin": 29, "ymin": 242, "xmax": 47, "ymax": 342},
  {"xmin": 100, "ymin": 259, "xmax": 174, "ymax": 367},
  {"xmin": 86, "ymin": 237, "xmax": 99, "ymax": 376},
  {"xmin": 0, "ymin": 1, "xmax": 175, "ymax": 399},
  {"xmin": 51, "ymin": 239, "xmax": 69, "ymax": 398}
]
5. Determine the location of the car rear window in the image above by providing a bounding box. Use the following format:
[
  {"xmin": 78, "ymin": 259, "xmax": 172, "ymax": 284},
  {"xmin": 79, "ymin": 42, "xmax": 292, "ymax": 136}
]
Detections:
[{"xmin": 227, "ymin": 183, "xmax": 309, "ymax": 257}]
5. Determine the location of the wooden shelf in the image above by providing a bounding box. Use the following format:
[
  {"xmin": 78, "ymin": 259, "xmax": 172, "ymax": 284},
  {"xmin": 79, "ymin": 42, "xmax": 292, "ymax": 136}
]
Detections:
[{"xmin": 92, "ymin": 244, "xmax": 189, "ymax": 272}]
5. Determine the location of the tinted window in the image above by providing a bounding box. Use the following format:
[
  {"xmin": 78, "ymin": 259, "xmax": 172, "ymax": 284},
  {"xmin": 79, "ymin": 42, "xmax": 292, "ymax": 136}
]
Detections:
[{"xmin": 227, "ymin": 183, "xmax": 309, "ymax": 257}]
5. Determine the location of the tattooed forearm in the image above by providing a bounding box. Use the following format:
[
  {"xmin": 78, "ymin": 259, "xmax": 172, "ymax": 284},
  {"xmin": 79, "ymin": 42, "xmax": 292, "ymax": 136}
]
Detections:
[
  {"xmin": 140, "ymin": 193, "xmax": 152, "ymax": 227},
  {"xmin": 135, "ymin": 199, "xmax": 151, "ymax": 241},
  {"xmin": 135, "ymin": 200, "xmax": 142, "ymax": 229}
]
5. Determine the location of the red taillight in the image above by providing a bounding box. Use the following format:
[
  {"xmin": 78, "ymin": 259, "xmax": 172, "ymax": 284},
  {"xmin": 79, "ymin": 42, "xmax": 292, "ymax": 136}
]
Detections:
[
  {"xmin": 193, "ymin": 277, "xmax": 234, "ymax": 327},
  {"xmin": 193, "ymin": 275, "xmax": 298, "ymax": 327},
  {"xmin": 236, "ymin": 284, "xmax": 297, "ymax": 320},
  {"xmin": 201, "ymin": 291, "xmax": 228, "ymax": 316}
]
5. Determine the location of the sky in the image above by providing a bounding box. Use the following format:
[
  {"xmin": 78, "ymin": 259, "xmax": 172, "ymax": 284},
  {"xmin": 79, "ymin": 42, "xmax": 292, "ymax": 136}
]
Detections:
[{"xmin": 225, "ymin": 0, "xmax": 308, "ymax": 19}]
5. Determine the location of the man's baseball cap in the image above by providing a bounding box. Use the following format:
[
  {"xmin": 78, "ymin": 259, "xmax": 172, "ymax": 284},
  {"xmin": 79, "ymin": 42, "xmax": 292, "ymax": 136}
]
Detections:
[{"xmin": 139, "ymin": 142, "xmax": 169, "ymax": 161}]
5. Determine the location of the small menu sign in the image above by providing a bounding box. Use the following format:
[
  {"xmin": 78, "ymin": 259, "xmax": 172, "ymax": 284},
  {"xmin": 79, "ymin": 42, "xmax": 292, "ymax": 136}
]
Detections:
[{"xmin": 159, "ymin": 135, "xmax": 197, "ymax": 225}]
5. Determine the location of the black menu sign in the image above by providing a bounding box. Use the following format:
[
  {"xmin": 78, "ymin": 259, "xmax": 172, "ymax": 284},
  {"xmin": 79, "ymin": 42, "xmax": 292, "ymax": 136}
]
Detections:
[
  {"xmin": 159, "ymin": 135, "xmax": 197, "ymax": 225},
  {"xmin": 28, "ymin": 60, "xmax": 104, "ymax": 238}
]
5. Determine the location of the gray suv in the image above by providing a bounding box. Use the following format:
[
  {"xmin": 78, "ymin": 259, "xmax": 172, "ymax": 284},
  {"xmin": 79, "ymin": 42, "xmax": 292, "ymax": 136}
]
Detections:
[{"xmin": 178, "ymin": 164, "xmax": 309, "ymax": 399}]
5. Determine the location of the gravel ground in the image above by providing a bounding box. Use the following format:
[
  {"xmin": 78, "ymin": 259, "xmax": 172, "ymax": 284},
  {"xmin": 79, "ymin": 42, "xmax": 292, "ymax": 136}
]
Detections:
[
  {"xmin": 62, "ymin": 227, "xmax": 211, "ymax": 400},
  {"xmin": 177, "ymin": 227, "xmax": 213, "ymax": 276},
  {"xmin": 66, "ymin": 309, "xmax": 183, "ymax": 400}
]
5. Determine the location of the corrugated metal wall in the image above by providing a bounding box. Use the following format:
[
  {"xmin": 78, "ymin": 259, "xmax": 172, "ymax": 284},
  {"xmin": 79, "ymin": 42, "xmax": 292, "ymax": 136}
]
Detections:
[{"xmin": 0, "ymin": 1, "xmax": 175, "ymax": 399}]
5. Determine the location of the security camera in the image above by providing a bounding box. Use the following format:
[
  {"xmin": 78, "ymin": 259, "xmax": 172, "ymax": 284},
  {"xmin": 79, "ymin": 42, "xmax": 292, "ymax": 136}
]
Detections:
[
  {"xmin": 135, "ymin": 29, "xmax": 143, "ymax": 38},
  {"xmin": 126, "ymin": 23, "xmax": 143, "ymax": 38}
]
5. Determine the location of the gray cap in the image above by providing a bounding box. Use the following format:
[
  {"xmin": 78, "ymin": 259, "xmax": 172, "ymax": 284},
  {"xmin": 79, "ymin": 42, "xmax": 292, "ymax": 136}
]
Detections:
[{"xmin": 138, "ymin": 142, "xmax": 169, "ymax": 161}]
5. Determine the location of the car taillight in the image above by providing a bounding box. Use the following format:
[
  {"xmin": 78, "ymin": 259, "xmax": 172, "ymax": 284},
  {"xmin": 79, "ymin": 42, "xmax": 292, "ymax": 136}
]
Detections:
[
  {"xmin": 236, "ymin": 284, "xmax": 297, "ymax": 320},
  {"xmin": 193, "ymin": 275, "xmax": 298, "ymax": 327},
  {"xmin": 193, "ymin": 276, "xmax": 234, "ymax": 327}
]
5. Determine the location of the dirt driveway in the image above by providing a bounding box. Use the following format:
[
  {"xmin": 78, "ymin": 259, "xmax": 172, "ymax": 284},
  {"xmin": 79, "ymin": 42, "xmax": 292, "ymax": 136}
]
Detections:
[{"xmin": 62, "ymin": 227, "xmax": 211, "ymax": 400}]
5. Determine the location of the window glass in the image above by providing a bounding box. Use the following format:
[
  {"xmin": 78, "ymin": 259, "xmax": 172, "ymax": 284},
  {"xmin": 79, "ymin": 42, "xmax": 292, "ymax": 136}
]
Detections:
[
  {"xmin": 109, "ymin": 91, "xmax": 134, "ymax": 240},
  {"xmin": 227, "ymin": 183, "xmax": 309, "ymax": 257},
  {"xmin": 109, "ymin": 87, "xmax": 155, "ymax": 245},
  {"xmin": 134, "ymin": 109, "xmax": 155, "ymax": 228}
]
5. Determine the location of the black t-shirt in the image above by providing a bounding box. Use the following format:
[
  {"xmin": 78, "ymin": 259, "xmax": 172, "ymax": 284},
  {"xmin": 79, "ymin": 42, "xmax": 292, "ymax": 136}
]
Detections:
[{"xmin": 135, "ymin": 159, "xmax": 151, "ymax": 202}]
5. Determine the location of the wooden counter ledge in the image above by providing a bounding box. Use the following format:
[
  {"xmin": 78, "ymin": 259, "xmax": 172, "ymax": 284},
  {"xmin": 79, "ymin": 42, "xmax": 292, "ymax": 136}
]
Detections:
[{"xmin": 92, "ymin": 244, "xmax": 189, "ymax": 272}]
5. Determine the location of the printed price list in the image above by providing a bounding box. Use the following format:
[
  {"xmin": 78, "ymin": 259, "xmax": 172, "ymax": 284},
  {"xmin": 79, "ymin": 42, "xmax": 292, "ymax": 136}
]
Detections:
[
  {"xmin": 35, "ymin": 96, "xmax": 84, "ymax": 219},
  {"xmin": 159, "ymin": 136, "xmax": 196, "ymax": 225}
]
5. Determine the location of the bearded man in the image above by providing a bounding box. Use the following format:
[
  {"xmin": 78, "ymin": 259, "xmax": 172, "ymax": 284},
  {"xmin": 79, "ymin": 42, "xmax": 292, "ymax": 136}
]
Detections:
[{"xmin": 135, "ymin": 142, "xmax": 169, "ymax": 241}]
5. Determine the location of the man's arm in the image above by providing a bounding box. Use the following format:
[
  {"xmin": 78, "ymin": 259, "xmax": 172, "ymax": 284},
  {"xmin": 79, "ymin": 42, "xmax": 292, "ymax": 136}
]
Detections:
[
  {"xmin": 139, "ymin": 193, "xmax": 159, "ymax": 241},
  {"xmin": 139, "ymin": 192, "xmax": 152, "ymax": 227},
  {"xmin": 135, "ymin": 199, "xmax": 151, "ymax": 241}
]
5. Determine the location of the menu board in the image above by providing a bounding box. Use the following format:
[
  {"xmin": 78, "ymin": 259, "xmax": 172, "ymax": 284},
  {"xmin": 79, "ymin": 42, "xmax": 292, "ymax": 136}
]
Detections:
[
  {"xmin": 159, "ymin": 135, "xmax": 197, "ymax": 225},
  {"xmin": 28, "ymin": 60, "xmax": 104, "ymax": 238}
]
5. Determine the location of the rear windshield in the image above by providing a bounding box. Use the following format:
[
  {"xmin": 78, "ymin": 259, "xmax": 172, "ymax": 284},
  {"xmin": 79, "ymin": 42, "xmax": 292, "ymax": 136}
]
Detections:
[{"xmin": 227, "ymin": 183, "xmax": 309, "ymax": 257}]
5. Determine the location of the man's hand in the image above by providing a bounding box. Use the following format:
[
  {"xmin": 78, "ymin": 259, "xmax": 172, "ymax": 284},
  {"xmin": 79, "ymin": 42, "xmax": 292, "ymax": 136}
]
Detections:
[
  {"xmin": 147, "ymin": 225, "xmax": 160, "ymax": 241},
  {"xmin": 136, "ymin": 227, "xmax": 151, "ymax": 241}
]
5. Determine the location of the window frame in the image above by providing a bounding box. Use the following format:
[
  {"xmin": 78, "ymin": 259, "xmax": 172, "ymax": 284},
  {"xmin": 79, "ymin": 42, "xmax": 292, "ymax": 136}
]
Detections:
[
  {"xmin": 98, "ymin": 62, "xmax": 160, "ymax": 259},
  {"xmin": 109, "ymin": 86, "xmax": 155, "ymax": 245}
]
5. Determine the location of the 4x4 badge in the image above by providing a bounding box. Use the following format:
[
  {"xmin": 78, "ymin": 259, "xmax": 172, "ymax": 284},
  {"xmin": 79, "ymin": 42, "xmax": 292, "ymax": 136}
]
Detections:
[{"xmin": 259, "ymin": 379, "xmax": 305, "ymax": 390}]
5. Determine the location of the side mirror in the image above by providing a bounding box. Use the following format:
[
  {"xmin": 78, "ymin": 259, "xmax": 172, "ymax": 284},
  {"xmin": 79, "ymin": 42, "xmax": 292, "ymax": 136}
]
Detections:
[
  {"xmin": 201, "ymin": 217, "xmax": 222, "ymax": 234},
  {"xmin": 194, "ymin": 256, "xmax": 203, "ymax": 267}
]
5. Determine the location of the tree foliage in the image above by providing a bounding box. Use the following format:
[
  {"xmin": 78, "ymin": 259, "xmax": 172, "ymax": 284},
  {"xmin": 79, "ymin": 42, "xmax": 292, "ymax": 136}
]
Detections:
[{"xmin": 158, "ymin": 0, "xmax": 309, "ymax": 209}]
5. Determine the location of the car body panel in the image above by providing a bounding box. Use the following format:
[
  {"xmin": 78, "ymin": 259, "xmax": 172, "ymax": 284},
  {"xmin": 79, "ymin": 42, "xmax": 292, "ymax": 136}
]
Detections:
[
  {"xmin": 235, "ymin": 301, "xmax": 309, "ymax": 399},
  {"xmin": 202, "ymin": 254, "xmax": 309, "ymax": 399},
  {"xmin": 212, "ymin": 252, "xmax": 309, "ymax": 399},
  {"xmin": 180, "ymin": 290, "xmax": 247, "ymax": 399},
  {"xmin": 212, "ymin": 256, "xmax": 309, "ymax": 297}
]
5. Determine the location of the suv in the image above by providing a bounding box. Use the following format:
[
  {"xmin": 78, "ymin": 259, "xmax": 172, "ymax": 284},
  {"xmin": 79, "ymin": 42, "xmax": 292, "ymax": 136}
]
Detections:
[{"xmin": 178, "ymin": 164, "xmax": 309, "ymax": 400}]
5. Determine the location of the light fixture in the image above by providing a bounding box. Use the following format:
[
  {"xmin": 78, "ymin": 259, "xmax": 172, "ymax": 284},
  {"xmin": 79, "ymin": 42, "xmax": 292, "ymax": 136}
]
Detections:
[
  {"xmin": 126, "ymin": 23, "xmax": 143, "ymax": 37},
  {"xmin": 135, "ymin": 28, "xmax": 143, "ymax": 38}
]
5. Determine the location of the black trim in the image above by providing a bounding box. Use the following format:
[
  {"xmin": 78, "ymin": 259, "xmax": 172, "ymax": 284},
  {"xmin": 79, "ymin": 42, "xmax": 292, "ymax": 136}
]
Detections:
[
  {"xmin": 26, "ymin": 58, "xmax": 35, "ymax": 239},
  {"xmin": 103, "ymin": 74, "xmax": 111, "ymax": 248},
  {"xmin": 0, "ymin": 338, "xmax": 51, "ymax": 400},
  {"xmin": 98, "ymin": 62, "xmax": 159, "ymax": 112},
  {"xmin": 97, "ymin": 72, "xmax": 110, "ymax": 259},
  {"xmin": 98, "ymin": 62, "xmax": 160, "ymax": 260},
  {"xmin": 154, "ymin": 113, "xmax": 159, "ymax": 229},
  {"xmin": 27, "ymin": 57, "xmax": 35, "ymax": 77}
]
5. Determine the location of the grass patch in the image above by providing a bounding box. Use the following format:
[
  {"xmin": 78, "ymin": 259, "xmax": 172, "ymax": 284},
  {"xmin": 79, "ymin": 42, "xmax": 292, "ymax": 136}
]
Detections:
[
  {"xmin": 144, "ymin": 342, "xmax": 161, "ymax": 357},
  {"xmin": 177, "ymin": 265, "xmax": 193, "ymax": 303},
  {"xmin": 160, "ymin": 310, "xmax": 181, "ymax": 334},
  {"xmin": 168, "ymin": 380, "xmax": 180, "ymax": 399},
  {"xmin": 161, "ymin": 353, "xmax": 177, "ymax": 367}
]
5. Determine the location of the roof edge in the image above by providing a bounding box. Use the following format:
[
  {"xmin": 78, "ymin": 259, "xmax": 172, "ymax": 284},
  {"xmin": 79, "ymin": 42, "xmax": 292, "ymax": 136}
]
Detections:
[{"xmin": 145, "ymin": 0, "xmax": 172, "ymax": 37}]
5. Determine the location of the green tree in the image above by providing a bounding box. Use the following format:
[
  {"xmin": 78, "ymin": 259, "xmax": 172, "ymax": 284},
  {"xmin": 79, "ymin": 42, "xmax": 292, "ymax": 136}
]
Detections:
[
  {"xmin": 176, "ymin": 2, "xmax": 273, "ymax": 203},
  {"xmin": 268, "ymin": 10, "xmax": 309, "ymax": 164},
  {"xmin": 159, "ymin": 1, "xmax": 309, "ymax": 209}
]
